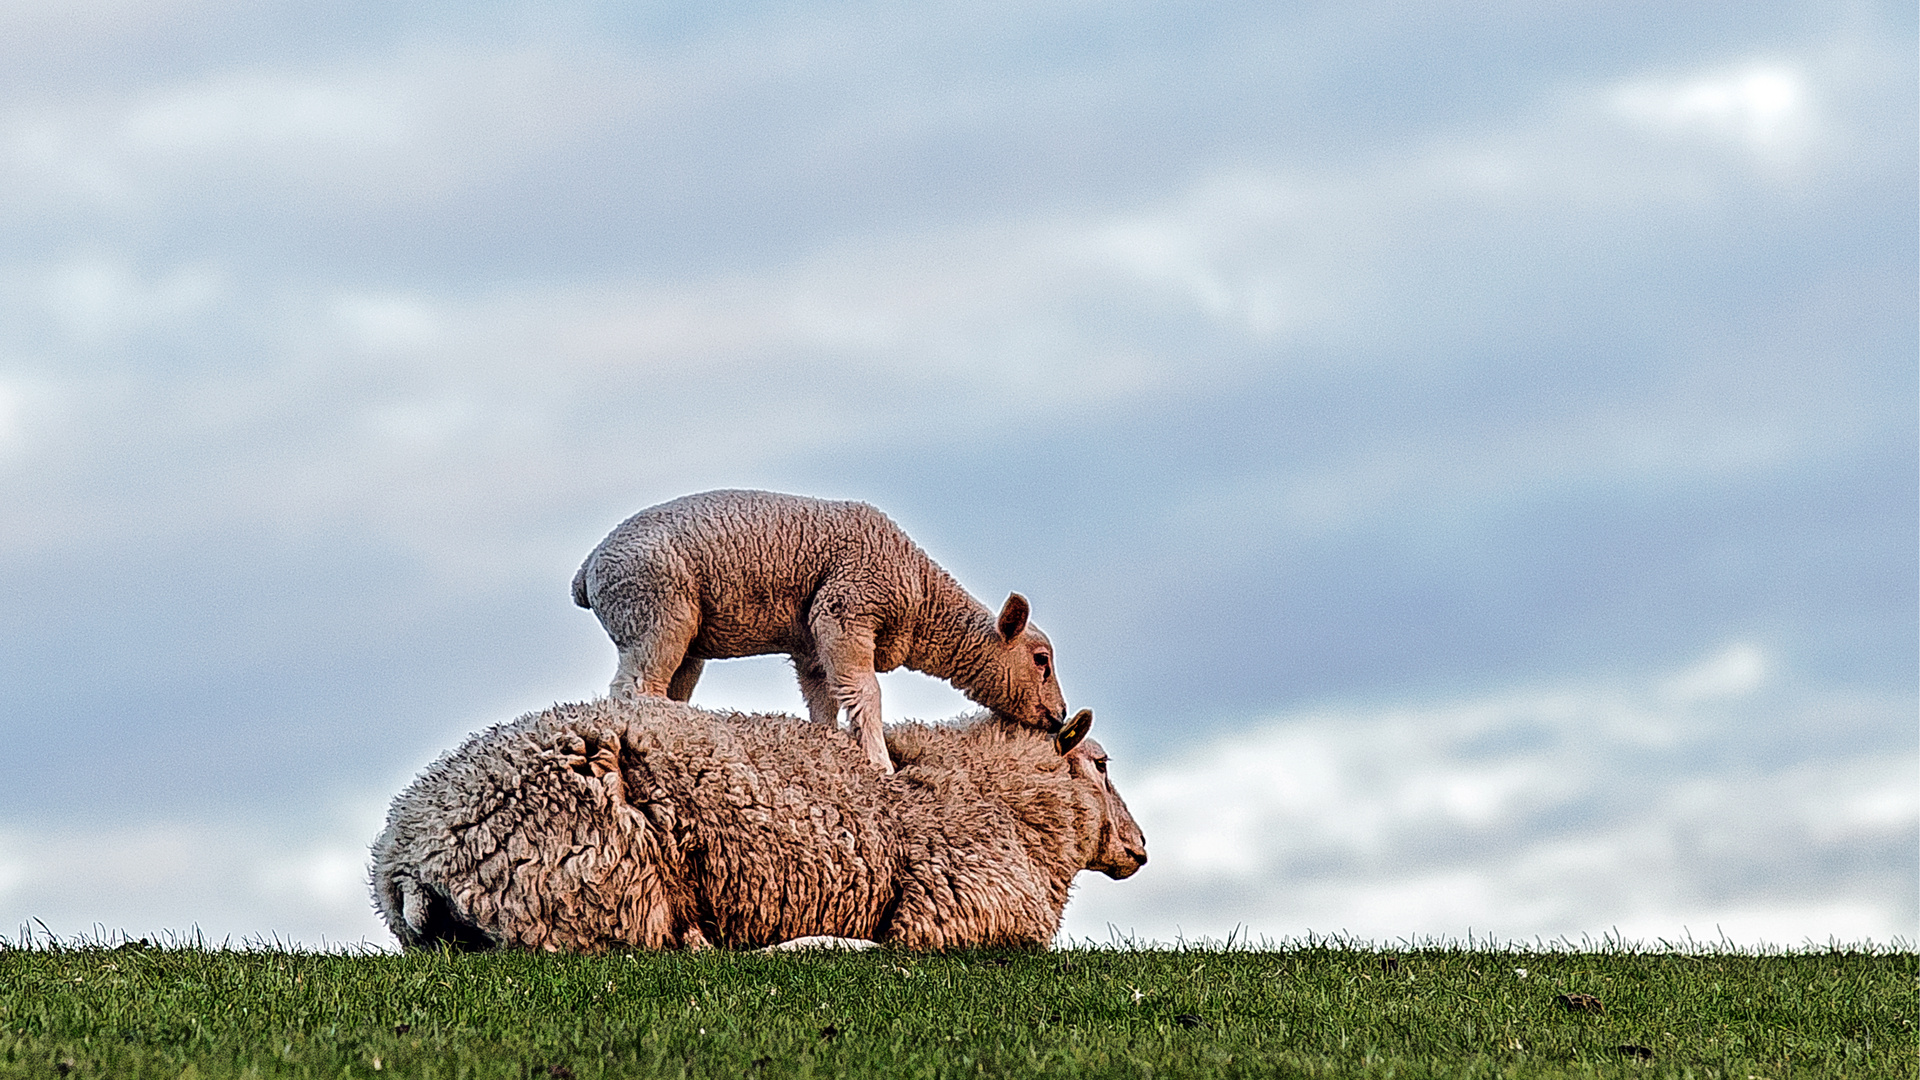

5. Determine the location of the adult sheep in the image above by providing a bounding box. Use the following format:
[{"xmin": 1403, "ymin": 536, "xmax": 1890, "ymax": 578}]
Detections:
[
  {"xmin": 370, "ymin": 698, "xmax": 1146, "ymax": 952},
  {"xmin": 571, "ymin": 489, "xmax": 1068, "ymax": 771}
]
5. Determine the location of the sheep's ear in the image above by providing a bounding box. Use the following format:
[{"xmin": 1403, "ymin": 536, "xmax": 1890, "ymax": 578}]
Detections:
[
  {"xmin": 1053, "ymin": 709, "xmax": 1093, "ymax": 755},
  {"xmin": 997, "ymin": 593, "xmax": 1030, "ymax": 641}
]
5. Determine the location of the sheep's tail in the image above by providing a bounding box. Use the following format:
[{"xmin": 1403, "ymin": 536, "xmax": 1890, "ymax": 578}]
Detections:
[
  {"xmin": 571, "ymin": 563, "xmax": 592, "ymax": 609},
  {"xmin": 386, "ymin": 872, "xmax": 497, "ymax": 952}
]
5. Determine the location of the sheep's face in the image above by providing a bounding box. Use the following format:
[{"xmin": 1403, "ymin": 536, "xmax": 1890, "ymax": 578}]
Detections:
[
  {"xmin": 1067, "ymin": 737, "xmax": 1147, "ymax": 880},
  {"xmin": 991, "ymin": 593, "xmax": 1070, "ymax": 732}
]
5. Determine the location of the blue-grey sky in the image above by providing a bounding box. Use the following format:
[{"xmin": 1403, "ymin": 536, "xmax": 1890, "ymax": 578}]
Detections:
[{"xmin": 0, "ymin": 0, "xmax": 1912, "ymax": 947}]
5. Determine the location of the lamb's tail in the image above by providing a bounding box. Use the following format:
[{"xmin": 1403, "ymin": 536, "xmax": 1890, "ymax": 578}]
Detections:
[{"xmin": 571, "ymin": 563, "xmax": 592, "ymax": 609}]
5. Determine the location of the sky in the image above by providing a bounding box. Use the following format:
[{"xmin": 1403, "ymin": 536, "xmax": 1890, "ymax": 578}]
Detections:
[{"xmin": 0, "ymin": 0, "xmax": 1913, "ymax": 950}]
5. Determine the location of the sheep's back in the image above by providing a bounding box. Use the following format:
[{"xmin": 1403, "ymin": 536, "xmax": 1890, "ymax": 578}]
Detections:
[
  {"xmin": 878, "ymin": 728, "xmax": 1075, "ymax": 948},
  {"xmin": 615, "ymin": 701, "xmax": 905, "ymax": 946}
]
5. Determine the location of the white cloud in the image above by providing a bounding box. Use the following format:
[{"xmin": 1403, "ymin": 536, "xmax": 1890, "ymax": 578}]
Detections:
[
  {"xmin": 0, "ymin": 110, "xmax": 1874, "ymax": 567},
  {"xmin": 363, "ymin": 398, "xmax": 480, "ymax": 451},
  {"xmin": 1661, "ymin": 642, "xmax": 1768, "ymax": 703},
  {"xmin": 37, "ymin": 257, "xmax": 224, "ymax": 341},
  {"xmin": 119, "ymin": 74, "xmax": 411, "ymax": 156},
  {"xmin": 1063, "ymin": 645, "xmax": 1917, "ymax": 947},
  {"xmin": 0, "ymin": 34, "xmax": 1887, "ymax": 569},
  {"xmin": 0, "ymin": 800, "xmax": 393, "ymax": 948},
  {"xmin": 0, "ymin": 379, "xmax": 21, "ymax": 458},
  {"xmin": 257, "ymin": 845, "xmax": 378, "ymax": 912},
  {"xmin": 332, "ymin": 295, "xmax": 445, "ymax": 355},
  {"xmin": 0, "ymin": 644, "xmax": 1907, "ymax": 951},
  {"xmin": 1, "ymin": 47, "xmax": 651, "ymax": 209},
  {"xmin": 1613, "ymin": 63, "xmax": 1813, "ymax": 162},
  {"xmin": 0, "ymin": 370, "xmax": 73, "ymax": 470},
  {"xmin": 1603, "ymin": 902, "xmax": 1898, "ymax": 949},
  {"xmin": 0, "ymin": 847, "xmax": 23, "ymax": 898},
  {"xmin": 0, "ymin": 0, "xmax": 249, "ymax": 43}
]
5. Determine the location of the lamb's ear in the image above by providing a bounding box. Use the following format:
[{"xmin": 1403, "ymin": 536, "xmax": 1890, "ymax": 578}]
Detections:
[
  {"xmin": 997, "ymin": 593, "xmax": 1030, "ymax": 641},
  {"xmin": 1053, "ymin": 709, "xmax": 1093, "ymax": 755}
]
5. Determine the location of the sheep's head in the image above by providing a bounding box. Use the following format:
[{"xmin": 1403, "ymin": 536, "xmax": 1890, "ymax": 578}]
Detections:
[
  {"xmin": 986, "ymin": 592, "xmax": 1070, "ymax": 733},
  {"xmin": 1056, "ymin": 711, "xmax": 1147, "ymax": 880}
]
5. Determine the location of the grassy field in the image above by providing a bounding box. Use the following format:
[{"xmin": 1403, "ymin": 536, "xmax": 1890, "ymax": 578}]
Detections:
[{"xmin": 0, "ymin": 936, "xmax": 1910, "ymax": 1078}]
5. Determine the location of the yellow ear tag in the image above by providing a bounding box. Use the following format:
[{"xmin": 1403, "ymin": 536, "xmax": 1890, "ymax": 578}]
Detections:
[{"xmin": 1053, "ymin": 709, "xmax": 1093, "ymax": 755}]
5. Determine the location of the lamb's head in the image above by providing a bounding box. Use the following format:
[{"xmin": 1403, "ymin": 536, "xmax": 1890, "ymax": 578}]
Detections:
[
  {"xmin": 977, "ymin": 592, "xmax": 1070, "ymax": 733},
  {"xmin": 1053, "ymin": 710, "xmax": 1148, "ymax": 880}
]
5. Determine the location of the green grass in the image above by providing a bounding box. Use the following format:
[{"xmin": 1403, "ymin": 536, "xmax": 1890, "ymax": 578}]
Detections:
[{"xmin": 0, "ymin": 936, "xmax": 1911, "ymax": 1078}]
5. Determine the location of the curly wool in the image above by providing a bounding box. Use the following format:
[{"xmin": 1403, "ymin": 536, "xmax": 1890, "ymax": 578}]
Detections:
[
  {"xmin": 370, "ymin": 697, "xmax": 1144, "ymax": 952},
  {"xmin": 570, "ymin": 489, "xmax": 1068, "ymax": 769}
]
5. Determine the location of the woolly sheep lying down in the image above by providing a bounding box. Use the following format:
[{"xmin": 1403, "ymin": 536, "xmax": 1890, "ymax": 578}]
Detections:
[{"xmin": 371, "ymin": 698, "xmax": 1147, "ymax": 952}]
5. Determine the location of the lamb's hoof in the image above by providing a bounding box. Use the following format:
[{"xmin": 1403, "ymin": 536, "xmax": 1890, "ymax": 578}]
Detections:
[{"xmin": 760, "ymin": 936, "xmax": 878, "ymax": 953}]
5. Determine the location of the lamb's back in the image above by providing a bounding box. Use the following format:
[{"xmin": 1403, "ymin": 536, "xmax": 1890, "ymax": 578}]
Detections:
[{"xmin": 579, "ymin": 490, "xmax": 929, "ymax": 654}]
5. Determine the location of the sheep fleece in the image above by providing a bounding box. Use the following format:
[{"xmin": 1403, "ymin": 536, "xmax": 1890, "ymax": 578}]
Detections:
[{"xmin": 371, "ymin": 698, "xmax": 1129, "ymax": 952}]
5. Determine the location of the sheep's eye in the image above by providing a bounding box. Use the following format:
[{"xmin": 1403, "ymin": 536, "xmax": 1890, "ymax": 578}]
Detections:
[
  {"xmin": 1035, "ymin": 652, "xmax": 1051, "ymax": 675},
  {"xmin": 1094, "ymin": 758, "xmax": 1108, "ymax": 774}
]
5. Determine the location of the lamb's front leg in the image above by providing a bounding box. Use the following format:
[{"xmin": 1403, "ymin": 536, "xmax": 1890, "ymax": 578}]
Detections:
[
  {"xmin": 794, "ymin": 659, "xmax": 841, "ymax": 728},
  {"xmin": 809, "ymin": 618, "xmax": 893, "ymax": 772},
  {"xmin": 835, "ymin": 669, "xmax": 890, "ymax": 773}
]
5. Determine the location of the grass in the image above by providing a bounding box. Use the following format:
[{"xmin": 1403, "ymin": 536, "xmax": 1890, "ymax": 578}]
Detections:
[{"xmin": 0, "ymin": 933, "xmax": 1911, "ymax": 1078}]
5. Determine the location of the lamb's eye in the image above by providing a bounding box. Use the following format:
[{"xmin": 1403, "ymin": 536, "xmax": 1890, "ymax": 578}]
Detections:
[
  {"xmin": 1094, "ymin": 759, "xmax": 1108, "ymax": 774},
  {"xmin": 1035, "ymin": 651, "xmax": 1051, "ymax": 675}
]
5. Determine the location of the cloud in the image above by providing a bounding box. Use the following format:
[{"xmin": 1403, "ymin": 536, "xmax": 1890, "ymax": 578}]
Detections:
[
  {"xmin": 0, "ymin": 5, "xmax": 1907, "ymax": 951},
  {"xmin": 1, "ymin": 46, "xmax": 652, "ymax": 212},
  {"xmin": 1612, "ymin": 63, "xmax": 1812, "ymax": 163},
  {"xmin": 1063, "ymin": 643, "xmax": 1917, "ymax": 947},
  {"xmin": 1, "ymin": 643, "xmax": 1903, "ymax": 951},
  {"xmin": 331, "ymin": 295, "xmax": 445, "ymax": 356},
  {"xmin": 119, "ymin": 73, "xmax": 410, "ymax": 156},
  {"xmin": 0, "ymin": 0, "xmax": 255, "ymax": 82},
  {"xmin": 35, "ymin": 256, "xmax": 225, "ymax": 342},
  {"xmin": 0, "ymin": 380, "xmax": 20, "ymax": 459},
  {"xmin": 0, "ymin": 37, "xmax": 1903, "ymax": 674},
  {"xmin": 1661, "ymin": 642, "xmax": 1768, "ymax": 703},
  {"xmin": 0, "ymin": 801, "xmax": 393, "ymax": 948},
  {"xmin": 0, "ymin": 370, "xmax": 73, "ymax": 472}
]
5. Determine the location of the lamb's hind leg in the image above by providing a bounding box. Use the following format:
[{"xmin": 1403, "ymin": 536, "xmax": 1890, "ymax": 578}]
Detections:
[{"xmin": 610, "ymin": 596, "xmax": 701, "ymax": 701}]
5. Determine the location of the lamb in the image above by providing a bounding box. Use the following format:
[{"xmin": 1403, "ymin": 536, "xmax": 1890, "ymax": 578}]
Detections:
[
  {"xmin": 571, "ymin": 489, "xmax": 1069, "ymax": 771},
  {"xmin": 370, "ymin": 698, "xmax": 1146, "ymax": 953}
]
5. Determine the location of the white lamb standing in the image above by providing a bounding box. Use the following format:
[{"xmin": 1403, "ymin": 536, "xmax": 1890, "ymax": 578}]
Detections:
[
  {"xmin": 369, "ymin": 697, "xmax": 1146, "ymax": 952},
  {"xmin": 572, "ymin": 489, "xmax": 1069, "ymax": 772}
]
